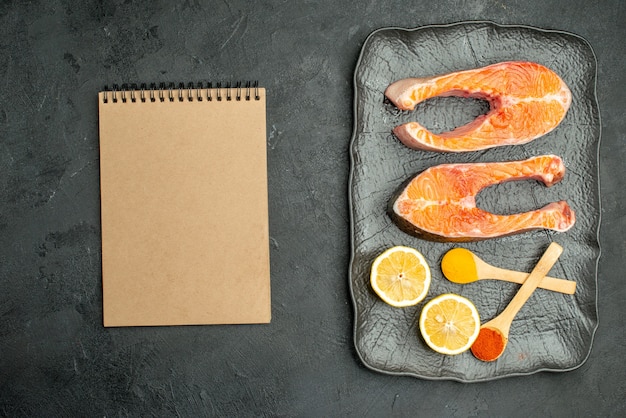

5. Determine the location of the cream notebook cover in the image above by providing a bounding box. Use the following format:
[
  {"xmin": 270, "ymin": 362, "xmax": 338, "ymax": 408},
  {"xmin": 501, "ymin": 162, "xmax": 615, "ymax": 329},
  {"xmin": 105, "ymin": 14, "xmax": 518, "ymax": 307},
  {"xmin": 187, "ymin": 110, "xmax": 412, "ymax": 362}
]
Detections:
[{"xmin": 98, "ymin": 82, "xmax": 270, "ymax": 327}]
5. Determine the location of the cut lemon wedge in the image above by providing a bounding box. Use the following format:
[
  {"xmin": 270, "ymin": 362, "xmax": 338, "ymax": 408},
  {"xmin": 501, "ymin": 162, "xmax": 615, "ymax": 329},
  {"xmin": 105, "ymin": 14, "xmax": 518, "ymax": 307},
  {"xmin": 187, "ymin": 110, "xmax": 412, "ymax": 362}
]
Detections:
[
  {"xmin": 419, "ymin": 293, "xmax": 480, "ymax": 355},
  {"xmin": 370, "ymin": 246, "xmax": 431, "ymax": 307}
]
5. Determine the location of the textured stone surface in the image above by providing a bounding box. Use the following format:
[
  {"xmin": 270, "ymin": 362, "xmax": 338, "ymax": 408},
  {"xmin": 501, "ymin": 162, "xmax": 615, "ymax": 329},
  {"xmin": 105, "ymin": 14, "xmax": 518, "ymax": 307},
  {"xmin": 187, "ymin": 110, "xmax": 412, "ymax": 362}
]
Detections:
[
  {"xmin": 0, "ymin": 0, "xmax": 624, "ymax": 415},
  {"xmin": 350, "ymin": 23, "xmax": 599, "ymax": 382}
]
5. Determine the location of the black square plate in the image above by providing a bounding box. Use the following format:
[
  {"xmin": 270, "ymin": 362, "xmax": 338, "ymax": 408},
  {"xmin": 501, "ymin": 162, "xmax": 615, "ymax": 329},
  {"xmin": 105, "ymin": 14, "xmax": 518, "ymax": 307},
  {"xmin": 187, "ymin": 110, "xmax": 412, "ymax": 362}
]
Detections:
[{"xmin": 349, "ymin": 22, "xmax": 600, "ymax": 381}]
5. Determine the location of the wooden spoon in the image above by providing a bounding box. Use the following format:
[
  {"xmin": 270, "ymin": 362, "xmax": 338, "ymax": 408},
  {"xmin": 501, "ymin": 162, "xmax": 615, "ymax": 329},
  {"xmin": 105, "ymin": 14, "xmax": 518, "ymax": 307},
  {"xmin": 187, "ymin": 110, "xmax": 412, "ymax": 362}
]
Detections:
[
  {"xmin": 470, "ymin": 242, "xmax": 563, "ymax": 362},
  {"xmin": 441, "ymin": 247, "xmax": 575, "ymax": 295}
]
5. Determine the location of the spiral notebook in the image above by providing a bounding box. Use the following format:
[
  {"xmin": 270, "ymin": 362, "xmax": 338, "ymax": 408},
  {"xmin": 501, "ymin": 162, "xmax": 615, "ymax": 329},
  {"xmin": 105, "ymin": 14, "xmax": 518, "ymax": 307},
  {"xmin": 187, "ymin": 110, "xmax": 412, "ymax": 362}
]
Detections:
[{"xmin": 98, "ymin": 82, "xmax": 270, "ymax": 327}]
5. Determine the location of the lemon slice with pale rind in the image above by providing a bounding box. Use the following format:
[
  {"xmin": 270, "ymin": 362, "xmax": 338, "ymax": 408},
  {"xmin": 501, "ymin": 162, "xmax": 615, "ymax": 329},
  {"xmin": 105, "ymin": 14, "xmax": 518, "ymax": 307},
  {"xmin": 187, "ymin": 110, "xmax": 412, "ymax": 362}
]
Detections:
[
  {"xmin": 370, "ymin": 246, "xmax": 431, "ymax": 307},
  {"xmin": 419, "ymin": 293, "xmax": 480, "ymax": 355}
]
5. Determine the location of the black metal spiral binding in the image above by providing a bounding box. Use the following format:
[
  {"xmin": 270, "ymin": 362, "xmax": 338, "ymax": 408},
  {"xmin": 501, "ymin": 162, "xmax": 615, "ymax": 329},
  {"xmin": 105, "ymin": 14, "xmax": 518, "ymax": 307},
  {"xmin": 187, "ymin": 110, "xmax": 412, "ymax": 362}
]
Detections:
[{"xmin": 102, "ymin": 81, "xmax": 261, "ymax": 103}]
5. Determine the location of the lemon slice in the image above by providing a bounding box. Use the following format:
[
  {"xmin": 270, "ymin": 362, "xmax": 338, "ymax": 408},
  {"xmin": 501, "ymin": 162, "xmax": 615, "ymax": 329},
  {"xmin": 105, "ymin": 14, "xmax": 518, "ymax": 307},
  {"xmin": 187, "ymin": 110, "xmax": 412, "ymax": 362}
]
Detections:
[
  {"xmin": 370, "ymin": 246, "xmax": 431, "ymax": 307},
  {"xmin": 419, "ymin": 293, "xmax": 480, "ymax": 355}
]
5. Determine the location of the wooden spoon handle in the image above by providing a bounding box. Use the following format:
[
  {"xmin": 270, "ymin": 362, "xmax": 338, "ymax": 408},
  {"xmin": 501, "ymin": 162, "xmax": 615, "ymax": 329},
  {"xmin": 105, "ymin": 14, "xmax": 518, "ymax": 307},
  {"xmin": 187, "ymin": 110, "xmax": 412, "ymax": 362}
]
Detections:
[
  {"xmin": 487, "ymin": 242, "xmax": 563, "ymax": 336},
  {"xmin": 483, "ymin": 265, "xmax": 576, "ymax": 294}
]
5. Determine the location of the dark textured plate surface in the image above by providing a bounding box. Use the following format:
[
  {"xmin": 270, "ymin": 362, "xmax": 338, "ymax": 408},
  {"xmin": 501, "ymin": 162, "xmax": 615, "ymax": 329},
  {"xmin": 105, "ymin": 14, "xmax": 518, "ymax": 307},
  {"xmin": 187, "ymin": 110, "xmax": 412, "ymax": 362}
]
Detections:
[{"xmin": 348, "ymin": 22, "xmax": 600, "ymax": 382}]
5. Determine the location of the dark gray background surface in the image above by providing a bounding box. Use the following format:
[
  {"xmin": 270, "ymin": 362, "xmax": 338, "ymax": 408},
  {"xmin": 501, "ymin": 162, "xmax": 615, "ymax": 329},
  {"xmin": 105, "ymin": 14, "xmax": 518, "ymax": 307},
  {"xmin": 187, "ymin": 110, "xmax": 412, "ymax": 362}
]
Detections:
[{"xmin": 0, "ymin": 1, "xmax": 623, "ymax": 416}]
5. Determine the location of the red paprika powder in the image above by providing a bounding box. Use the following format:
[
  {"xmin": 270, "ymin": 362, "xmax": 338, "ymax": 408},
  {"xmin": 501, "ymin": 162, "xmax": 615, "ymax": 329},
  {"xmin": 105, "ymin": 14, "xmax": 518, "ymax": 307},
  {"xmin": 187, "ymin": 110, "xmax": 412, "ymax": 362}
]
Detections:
[{"xmin": 471, "ymin": 327, "xmax": 506, "ymax": 361}]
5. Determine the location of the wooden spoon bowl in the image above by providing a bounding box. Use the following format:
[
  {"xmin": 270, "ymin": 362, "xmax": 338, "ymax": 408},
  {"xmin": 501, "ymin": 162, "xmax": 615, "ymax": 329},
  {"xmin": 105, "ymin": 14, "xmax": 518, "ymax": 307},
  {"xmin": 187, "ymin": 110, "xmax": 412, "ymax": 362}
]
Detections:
[
  {"xmin": 471, "ymin": 242, "xmax": 564, "ymax": 362},
  {"xmin": 442, "ymin": 247, "xmax": 575, "ymax": 294}
]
